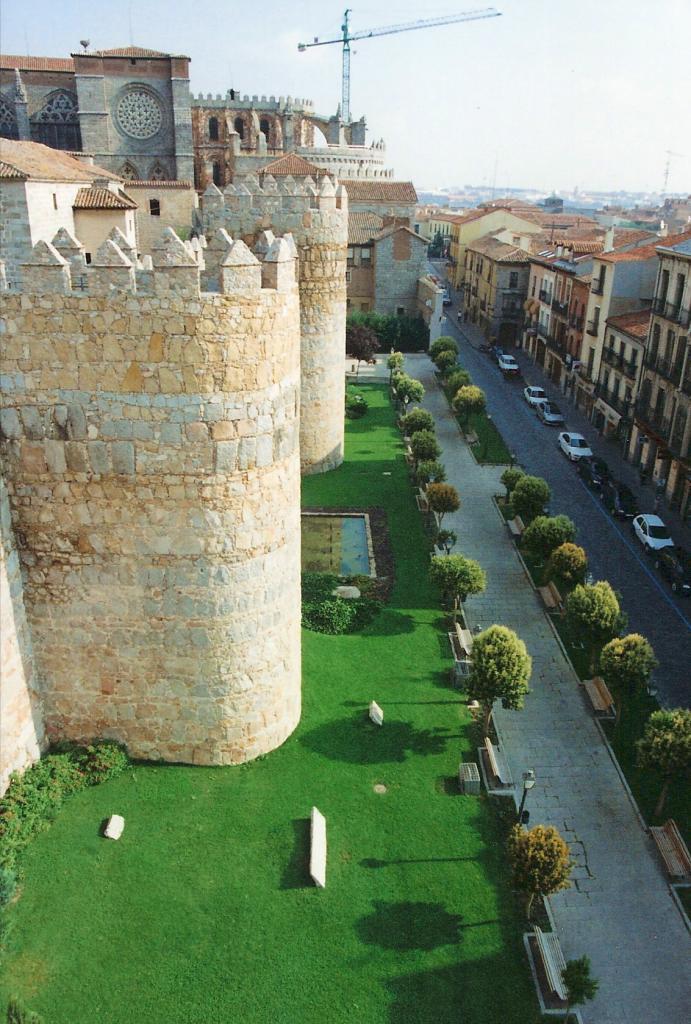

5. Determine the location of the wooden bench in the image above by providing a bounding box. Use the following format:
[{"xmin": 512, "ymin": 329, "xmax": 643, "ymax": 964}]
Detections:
[
  {"xmin": 465, "ymin": 429, "xmax": 479, "ymax": 445},
  {"xmin": 483, "ymin": 736, "xmax": 513, "ymax": 789},
  {"xmin": 448, "ymin": 622, "xmax": 473, "ymax": 681},
  {"xmin": 506, "ymin": 515, "xmax": 525, "ymax": 539},
  {"xmin": 650, "ymin": 819, "xmax": 691, "ymax": 879},
  {"xmin": 533, "ymin": 926, "xmax": 567, "ymax": 1002},
  {"xmin": 416, "ymin": 489, "xmax": 430, "ymax": 513},
  {"xmin": 538, "ymin": 580, "xmax": 563, "ymax": 613},
  {"xmin": 582, "ymin": 676, "xmax": 616, "ymax": 718}
]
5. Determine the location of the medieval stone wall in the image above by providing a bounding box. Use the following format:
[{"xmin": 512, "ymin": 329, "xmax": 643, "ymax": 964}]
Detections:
[
  {"xmin": 0, "ymin": 228, "xmax": 302, "ymax": 769},
  {"xmin": 201, "ymin": 173, "xmax": 347, "ymax": 474}
]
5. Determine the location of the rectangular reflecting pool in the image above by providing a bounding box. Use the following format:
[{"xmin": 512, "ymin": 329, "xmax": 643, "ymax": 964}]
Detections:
[{"xmin": 301, "ymin": 513, "xmax": 376, "ymax": 577}]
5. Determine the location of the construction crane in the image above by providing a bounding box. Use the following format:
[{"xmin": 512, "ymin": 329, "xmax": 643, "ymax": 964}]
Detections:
[
  {"xmin": 298, "ymin": 8, "xmax": 501, "ymax": 124},
  {"xmin": 662, "ymin": 149, "xmax": 685, "ymax": 195}
]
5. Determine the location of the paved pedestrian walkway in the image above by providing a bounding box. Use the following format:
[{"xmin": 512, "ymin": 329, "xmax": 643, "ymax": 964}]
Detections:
[{"xmin": 406, "ymin": 353, "xmax": 691, "ymax": 1024}]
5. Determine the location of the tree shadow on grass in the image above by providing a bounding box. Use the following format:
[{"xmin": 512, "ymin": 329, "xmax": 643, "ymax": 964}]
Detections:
[
  {"xmin": 280, "ymin": 818, "xmax": 311, "ymax": 890},
  {"xmin": 356, "ymin": 900, "xmax": 462, "ymax": 951},
  {"xmin": 300, "ymin": 715, "xmax": 451, "ymax": 764},
  {"xmin": 360, "ymin": 608, "xmax": 417, "ymax": 637}
]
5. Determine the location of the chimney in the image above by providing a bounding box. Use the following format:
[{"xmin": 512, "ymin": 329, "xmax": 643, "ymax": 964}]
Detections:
[
  {"xmin": 658, "ymin": 219, "xmax": 668, "ymax": 238},
  {"xmin": 604, "ymin": 226, "xmax": 615, "ymax": 252}
]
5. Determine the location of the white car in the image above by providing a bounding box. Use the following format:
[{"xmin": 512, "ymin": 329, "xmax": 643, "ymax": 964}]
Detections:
[
  {"xmin": 558, "ymin": 432, "xmax": 593, "ymax": 461},
  {"xmin": 632, "ymin": 514, "xmax": 675, "ymax": 554},
  {"xmin": 524, "ymin": 385, "xmax": 547, "ymax": 407},
  {"xmin": 497, "ymin": 353, "xmax": 520, "ymax": 374},
  {"xmin": 536, "ymin": 401, "xmax": 565, "ymax": 425}
]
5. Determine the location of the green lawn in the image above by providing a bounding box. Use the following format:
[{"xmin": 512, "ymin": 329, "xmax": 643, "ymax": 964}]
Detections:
[
  {"xmin": 1, "ymin": 385, "xmax": 541, "ymax": 1024},
  {"xmin": 467, "ymin": 410, "xmax": 512, "ymax": 465}
]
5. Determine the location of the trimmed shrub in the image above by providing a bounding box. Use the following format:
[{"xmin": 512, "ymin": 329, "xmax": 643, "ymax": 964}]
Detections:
[
  {"xmin": 445, "ymin": 368, "xmax": 471, "ymax": 396},
  {"xmin": 500, "ymin": 466, "xmax": 525, "ymax": 499},
  {"xmin": 345, "ymin": 392, "xmax": 368, "ymax": 419},
  {"xmin": 427, "ymin": 482, "xmax": 461, "ymax": 525},
  {"xmin": 394, "ymin": 374, "xmax": 425, "ymax": 406},
  {"xmin": 452, "ymin": 384, "xmax": 486, "ymax": 425},
  {"xmin": 401, "ymin": 408, "xmax": 434, "ymax": 436},
  {"xmin": 301, "ymin": 573, "xmax": 382, "ymax": 635},
  {"xmin": 347, "ymin": 311, "xmax": 429, "ymax": 352},
  {"xmin": 434, "ymin": 349, "xmax": 458, "ymax": 375},
  {"xmin": 548, "ymin": 542, "xmax": 587, "ymax": 588},
  {"xmin": 522, "ymin": 515, "xmax": 576, "ymax": 561},
  {"xmin": 429, "ymin": 336, "xmax": 458, "ymax": 360},
  {"xmin": 410, "ymin": 430, "xmax": 441, "ymax": 463},
  {"xmin": 600, "ymin": 634, "xmax": 657, "ymax": 696},
  {"xmin": 565, "ymin": 581, "xmax": 624, "ymax": 671},
  {"xmin": 510, "ymin": 475, "xmax": 551, "ymax": 523},
  {"xmin": 416, "ymin": 460, "xmax": 446, "ymax": 486}
]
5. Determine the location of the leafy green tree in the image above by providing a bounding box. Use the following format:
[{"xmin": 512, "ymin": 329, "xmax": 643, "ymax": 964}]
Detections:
[
  {"xmin": 401, "ymin": 408, "xmax": 434, "ymax": 436},
  {"xmin": 445, "ymin": 368, "xmax": 472, "ymax": 396},
  {"xmin": 387, "ymin": 350, "xmax": 404, "ymax": 384},
  {"xmin": 346, "ymin": 323, "xmax": 380, "ymax": 377},
  {"xmin": 427, "ymin": 482, "xmax": 461, "ymax": 527},
  {"xmin": 429, "ymin": 554, "xmax": 486, "ymax": 621},
  {"xmin": 510, "ymin": 475, "xmax": 551, "ymax": 523},
  {"xmin": 428, "ymin": 230, "xmax": 445, "ymax": 258},
  {"xmin": 500, "ymin": 465, "xmax": 525, "ymax": 499},
  {"xmin": 600, "ymin": 634, "xmax": 657, "ymax": 697},
  {"xmin": 548, "ymin": 542, "xmax": 587, "ymax": 589},
  {"xmin": 508, "ymin": 823, "xmax": 572, "ymax": 919},
  {"xmin": 435, "ymin": 529, "xmax": 457, "ymax": 554},
  {"xmin": 562, "ymin": 956, "xmax": 599, "ymax": 1023},
  {"xmin": 467, "ymin": 625, "xmax": 531, "ymax": 738},
  {"xmin": 564, "ymin": 581, "xmax": 623, "ymax": 671},
  {"xmin": 636, "ymin": 708, "xmax": 691, "ymax": 817},
  {"xmin": 522, "ymin": 515, "xmax": 576, "ymax": 561},
  {"xmin": 410, "ymin": 430, "xmax": 441, "ymax": 464},
  {"xmin": 429, "ymin": 336, "xmax": 458, "ymax": 360},
  {"xmin": 434, "ymin": 349, "xmax": 458, "ymax": 375},
  {"xmin": 416, "ymin": 460, "xmax": 446, "ymax": 487},
  {"xmin": 452, "ymin": 384, "xmax": 486, "ymax": 427},
  {"xmin": 394, "ymin": 374, "xmax": 425, "ymax": 406}
]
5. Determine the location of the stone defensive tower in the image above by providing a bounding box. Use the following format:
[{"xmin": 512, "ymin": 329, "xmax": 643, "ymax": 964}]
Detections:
[
  {"xmin": 200, "ymin": 172, "xmax": 348, "ymax": 475},
  {"xmin": 0, "ymin": 226, "xmax": 302, "ymax": 770}
]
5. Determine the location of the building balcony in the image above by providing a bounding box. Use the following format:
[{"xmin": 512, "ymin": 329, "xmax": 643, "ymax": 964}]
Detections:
[
  {"xmin": 539, "ymin": 288, "xmax": 552, "ymax": 304},
  {"xmin": 536, "ymin": 323, "xmax": 550, "ymax": 342},
  {"xmin": 591, "ymin": 279, "xmax": 605, "ymax": 296},
  {"xmin": 552, "ymin": 297, "xmax": 569, "ymax": 317},
  {"xmin": 569, "ymin": 314, "xmax": 584, "ymax": 331},
  {"xmin": 586, "ymin": 319, "xmax": 600, "ymax": 336},
  {"xmin": 595, "ymin": 385, "xmax": 633, "ymax": 419},
  {"xmin": 601, "ymin": 347, "xmax": 624, "ymax": 370},
  {"xmin": 643, "ymin": 350, "xmax": 683, "ymax": 385},
  {"xmin": 622, "ymin": 358, "xmax": 640, "ymax": 379},
  {"xmin": 546, "ymin": 335, "xmax": 566, "ymax": 356},
  {"xmin": 682, "ymin": 374, "xmax": 691, "ymax": 397},
  {"xmin": 636, "ymin": 402, "xmax": 672, "ymax": 440}
]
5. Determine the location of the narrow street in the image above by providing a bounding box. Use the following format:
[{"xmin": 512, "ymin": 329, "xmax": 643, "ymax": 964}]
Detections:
[{"xmin": 433, "ymin": 275, "xmax": 690, "ymax": 709}]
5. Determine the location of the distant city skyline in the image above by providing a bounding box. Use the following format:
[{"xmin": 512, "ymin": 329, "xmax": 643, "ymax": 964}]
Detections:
[{"xmin": 1, "ymin": 0, "xmax": 689, "ymax": 195}]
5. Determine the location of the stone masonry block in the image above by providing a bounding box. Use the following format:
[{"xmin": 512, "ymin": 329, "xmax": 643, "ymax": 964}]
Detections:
[{"xmin": 111, "ymin": 441, "xmax": 135, "ymax": 475}]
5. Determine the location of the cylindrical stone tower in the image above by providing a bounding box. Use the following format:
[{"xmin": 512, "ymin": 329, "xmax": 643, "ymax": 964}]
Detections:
[
  {"xmin": 0, "ymin": 229, "xmax": 301, "ymax": 765},
  {"xmin": 201, "ymin": 172, "xmax": 348, "ymax": 475}
]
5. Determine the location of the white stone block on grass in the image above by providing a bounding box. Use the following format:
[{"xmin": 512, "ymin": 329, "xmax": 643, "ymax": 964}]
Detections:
[
  {"xmin": 332, "ymin": 585, "xmax": 361, "ymax": 599},
  {"xmin": 310, "ymin": 807, "xmax": 327, "ymax": 888},
  {"xmin": 369, "ymin": 701, "xmax": 384, "ymax": 726},
  {"xmin": 104, "ymin": 814, "xmax": 125, "ymax": 840}
]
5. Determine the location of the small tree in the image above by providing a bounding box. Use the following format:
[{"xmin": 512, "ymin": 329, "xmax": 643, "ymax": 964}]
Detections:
[
  {"xmin": 510, "ymin": 475, "xmax": 551, "ymax": 523},
  {"xmin": 508, "ymin": 824, "xmax": 572, "ymax": 920},
  {"xmin": 522, "ymin": 515, "xmax": 576, "ymax": 561},
  {"xmin": 500, "ymin": 465, "xmax": 525, "ymax": 500},
  {"xmin": 548, "ymin": 542, "xmax": 587, "ymax": 589},
  {"xmin": 562, "ymin": 956, "xmax": 599, "ymax": 1023},
  {"xmin": 636, "ymin": 708, "xmax": 691, "ymax": 817},
  {"xmin": 436, "ymin": 529, "xmax": 457, "ymax": 554},
  {"xmin": 564, "ymin": 581, "xmax": 623, "ymax": 672},
  {"xmin": 395, "ymin": 374, "xmax": 425, "ymax": 407},
  {"xmin": 429, "ymin": 336, "xmax": 458, "ymax": 361},
  {"xmin": 416, "ymin": 459, "xmax": 446, "ymax": 487},
  {"xmin": 453, "ymin": 384, "xmax": 486, "ymax": 427},
  {"xmin": 401, "ymin": 408, "xmax": 434, "ymax": 436},
  {"xmin": 429, "ymin": 554, "xmax": 486, "ymax": 621},
  {"xmin": 411, "ymin": 429, "xmax": 441, "ymax": 464},
  {"xmin": 445, "ymin": 368, "xmax": 472, "ymax": 396},
  {"xmin": 427, "ymin": 482, "xmax": 461, "ymax": 527},
  {"xmin": 346, "ymin": 323, "xmax": 380, "ymax": 377},
  {"xmin": 467, "ymin": 625, "xmax": 531, "ymax": 738},
  {"xmin": 387, "ymin": 350, "xmax": 404, "ymax": 384},
  {"xmin": 600, "ymin": 633, "xmax": 657, "ymax": 697},
  {"xmin": 434, "ymin": 349, "xmax": 458, "ymax": 375}
]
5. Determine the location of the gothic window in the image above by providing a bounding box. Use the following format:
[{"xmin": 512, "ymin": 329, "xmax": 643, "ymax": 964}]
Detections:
[
  {"xmin": 212, "ymin": 161, "xmax": 222, "ymax": 186},
  {"xmin": 234, "ymin": 117, "xmax": 245, "ymax": 140},
  {"xmin": 149, "ymin": 199, "xmax": 161, "ymax": 217},
  {"xmin": 148, "ymin": 160, "xmax": 168, "ymax": 180},
  {"xmin": 209, "ymin": 116, "xmax": 219, "ymax": 141},
  {"xmin": 0, "ymin": 95, "xmax": 18, "ymax": 140},
  {"xmin": 260, "ymin": 117, "xmax": 270, "ymax": 139},
  {"xmin": 119, "ymin": 160, "xmax": 140, "ymax": 180},
  {"xmin": 30, "ymin": 90, "xmax": 81, "ymax": 150}
]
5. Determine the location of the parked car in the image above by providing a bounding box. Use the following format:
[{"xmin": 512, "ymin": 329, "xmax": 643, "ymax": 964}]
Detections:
[
  {"xmin": 578, "ymin": 458, "xmax": 606, "ymax": 492},
  {"xmin": 524, "ymin": 385, "xmax": 547, "ymax": 407},
  {"xmin": 497, "ymin": 352, "xmax": 520, "ymax": 375},
  {"xmin": 536, "ymin": 401, "xmax": 565, "ymax": 425},
  {"xmin": 655, "ymin": 547, "xmax": 691, "ymax": 595},
  {"xmin": 600, "ymin": 479, "xmax": 638, "ymax": 519},
  {"xmin": 442, "ymin": 289, "xmax": 452, "ymax": 306},
  {"xmin": 632, "ymin": 513, "xmax": 675, "ymax": 554},
  {"xmin": 558, "ymin": 432, "xmax": 593, "ymax": 461},
  {"xmin": 490, "ymin": 346, "xmax": 506, "ymax": 363}
]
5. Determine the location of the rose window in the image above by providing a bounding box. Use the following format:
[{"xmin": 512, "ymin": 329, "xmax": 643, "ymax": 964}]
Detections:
[{"xmin": 116, "ymin": 90, "xmax": 163, "ymax": 140}]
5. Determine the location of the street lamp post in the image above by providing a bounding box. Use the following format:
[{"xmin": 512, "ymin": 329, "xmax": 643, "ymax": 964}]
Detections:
[{"xmin": 518, "ymin": 769, "xmax": 536, "ymax": 823}]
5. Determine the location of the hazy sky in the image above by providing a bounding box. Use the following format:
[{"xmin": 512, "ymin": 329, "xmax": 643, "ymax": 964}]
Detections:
[{"xmin": 2, "ymin": 0, "xmax": 690, "ymax": 194}]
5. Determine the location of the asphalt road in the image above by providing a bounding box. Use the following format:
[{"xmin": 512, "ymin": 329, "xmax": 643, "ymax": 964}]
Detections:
[{"xmin": 437, "ymin": 297, "xmax": 690, "ymax": 708}]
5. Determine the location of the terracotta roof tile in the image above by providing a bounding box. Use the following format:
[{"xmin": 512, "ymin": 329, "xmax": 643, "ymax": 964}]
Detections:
[
  {"xmin": 374, "ymin": 223, "xmax": 427, "ymax": 244},
  {"xmin": 348, "ymin": 211, "xmax": 384, "ymax": 245},
  {"xmin": 467, "ymin": 235, "xmax": 531, "ymax": 262},
  {"xmin": 0, "ymin": 139, "xmax": 121, "ymax": 183},
  {"xmin": 606, "ymin": 309, "xmax": 651, "ymax": 339},
  {"xmin": 0, "ymin": 54, "xmax": 74, "ymax": 72},
  {"xmin": 260, "ymin": 153, "xmax": 324, "ymax": 177},
  {"xmin": 340, "ymin": 180, "xmax": 417, "ymax": 204},
  {"xmin": 73, "ymin": 187, "xmax": 137, "ymax": 210},
  {"xmin": 598, "ymin": 228, "xmax": 691, "ymax": 263},
  {"xmin": 0, "ymin": 160, "xmax": 26, "ymax": 179},
  {"xmin": 123, "ymin": 179, "xmax": 194, "ymax": 188},
  {"xmin": 89, "ymin": 46, "xmax": 187, "ymax": 58}
]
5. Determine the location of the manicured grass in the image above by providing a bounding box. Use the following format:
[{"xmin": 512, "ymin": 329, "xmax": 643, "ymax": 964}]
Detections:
[
  {"xmin": 466, "ymin": 409, "xmax": 512, "ymax": 465},
  {"xmin": 0, "ymin": 385, "xmax": 541, "ymax": 1024}
]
